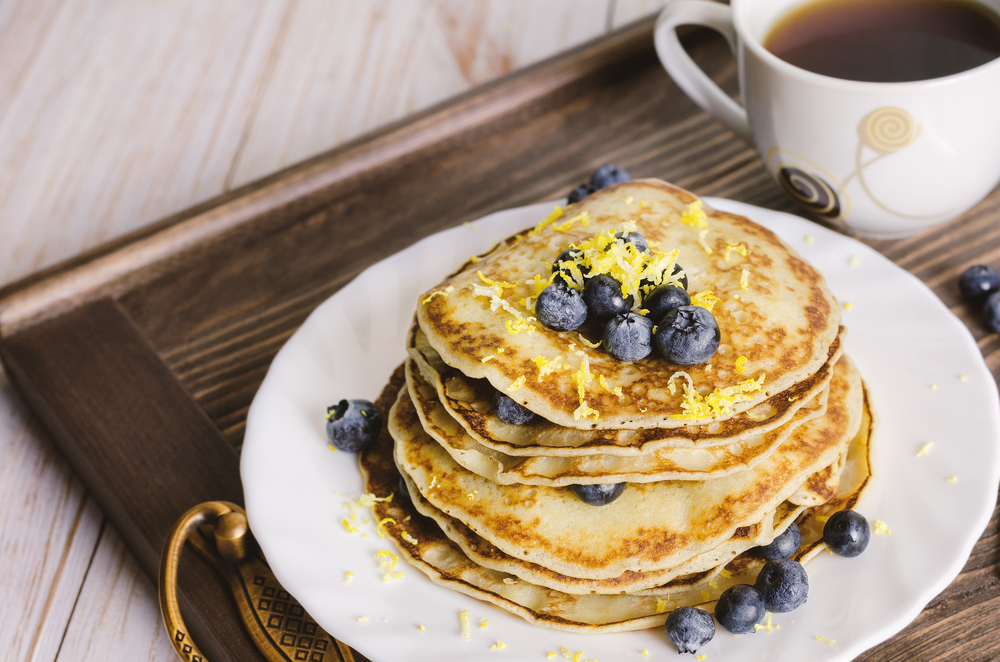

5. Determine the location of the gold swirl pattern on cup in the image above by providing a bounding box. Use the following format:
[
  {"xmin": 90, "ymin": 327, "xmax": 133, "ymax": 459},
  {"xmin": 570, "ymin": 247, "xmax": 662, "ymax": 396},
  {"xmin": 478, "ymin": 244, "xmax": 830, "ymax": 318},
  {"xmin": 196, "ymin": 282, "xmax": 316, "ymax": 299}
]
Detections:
[
  {"xmin": 777, "ymin": 166, "xmax": 842, "ymax": 219},
  {"xmin": 858, "ymin": 107, "xmax": 918, "ymax": 154}
]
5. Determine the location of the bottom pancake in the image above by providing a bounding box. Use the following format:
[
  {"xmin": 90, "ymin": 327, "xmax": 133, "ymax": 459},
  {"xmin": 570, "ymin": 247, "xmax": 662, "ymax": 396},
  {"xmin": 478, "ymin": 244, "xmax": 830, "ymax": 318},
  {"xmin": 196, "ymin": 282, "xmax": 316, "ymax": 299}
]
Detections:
[{"xmin": 359, "ymin": 367, "xmax": 876, "ymax": 632}]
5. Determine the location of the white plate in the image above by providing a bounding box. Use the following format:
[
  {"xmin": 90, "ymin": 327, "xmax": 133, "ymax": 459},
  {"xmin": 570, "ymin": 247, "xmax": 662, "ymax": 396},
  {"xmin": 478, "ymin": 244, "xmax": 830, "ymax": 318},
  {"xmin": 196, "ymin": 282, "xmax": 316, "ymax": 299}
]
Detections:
[{"xmin": 242, "ymin": 198, "xmax": 1000, "ymax": 662}]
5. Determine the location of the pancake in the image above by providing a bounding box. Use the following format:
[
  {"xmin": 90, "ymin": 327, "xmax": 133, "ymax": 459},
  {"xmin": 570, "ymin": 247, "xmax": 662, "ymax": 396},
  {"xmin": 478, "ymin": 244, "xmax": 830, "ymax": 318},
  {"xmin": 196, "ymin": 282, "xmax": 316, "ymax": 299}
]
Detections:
[
  {"xmin": 390, "ymin": 355, "xmax": 864, "ymax": 579},
  {"xmin": 359, "ymin": 366, "xmax": 876, "ymax": 632},
  {"xmin": 416, "ymin": 180, "xmax": 841, "ymax": 429},
  {"xmin": 399, "ymin": 462, "xmax": 820, "ymax": 595},
  {"xmin": 406, "ymin": 359, "xmax": 830, "ymax": 484},
  {"xmin": 409, "ymin": 323, "xmax": 843, "ymax": 456}
]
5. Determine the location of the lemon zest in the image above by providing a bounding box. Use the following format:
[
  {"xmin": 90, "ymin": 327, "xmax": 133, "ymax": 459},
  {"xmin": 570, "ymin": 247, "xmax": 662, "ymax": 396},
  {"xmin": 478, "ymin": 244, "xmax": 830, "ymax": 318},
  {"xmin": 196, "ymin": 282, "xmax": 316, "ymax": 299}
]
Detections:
[
  {"xmin": 342, "ymin": 519, "xmax": 359, "ymax": 534},
  {"xmin": 720, "ymin": 569, "xmax": 733, "ymax": 579},
  {"xmin": 873, "ymin": 520, "xmax": 892, "ymax": 535},
  {"xmin": 401, "ymin": 531, "xmax": 419, "ymax": 545},
  {"xmin": 345, "ymin": 571, "xmax": 354, "ymax": 582},
  {"xmin": 916, "ymin": 441, "xmax": 933, "ymax": 457},
  {"xmin": 482, "ymin": 355, "xmax": 496, "ymax": 363},
  {"xmin": 690, "ymin": 290, "xmax": 719, "ymax": 312},
  {"xmin": 469, "ymin": 255, "xmax": 481, "ymax": 263},
  {"xmin": 506, "ymin": 318, "xmax": 536, "ymax": 335},
  {"xmin": 554, "ymin": 211, "xmax": 589, "ymax": 232},
  {"xmin": 529, "ymin": 206, "xmax": 564, "ymax": 236},
  {"xmin": 735, "ymin": 356, "xmax": 748, "ymax": 374},
  {"xmin": 507, "ymin": 376, "xmax": 526, "ymax": 392},
  {"xmin": 573, "ymin": 401, "xmax": 600, "ymax": 420},
  {"xmin": 358, "ymin": 616, "xmax": 369, "ymax": 622},
  {"xmin": 815, "ymin": 636, "xmax": 836, "ymax": 644},
  {"xmin": 681, "ymin": 200, "xmax": 709, "ymax": 229},
  {"xmin": 724, "ymin": 242, "xmax": 749, "ymax": 262},
  {"xmin": 948, "ymin": 476, "xmax": 958, "ymax": 482},
  {"xmin": 670, "ymin": 373, "xmax": 767, "ymax": 420},
  {"xmin": 655, "ymin": 599, "xmax": 667, "ymax": 614},
  {"xmin": 503, "ymin": 577, "xmax": 518, "ymax": 585},
  {"xmin": 481, "ymin": 618, "xmax": 489, "ymax": 628},
  {"xmin": 375, "ymin": 550, "xmax": 398, "ymax": 571},
  {"xmin": 577, "ymin": 333, "xmax": 601, "ymax": 348},
  {"xmin": 598, "ymin": 374, "xmax": 624, "ymax": 398},
  {"xmin": 641, "ymin": 651, "xmax": 649, "ymax": 658},
  {"xmin": 421, "ymin": 286, "xmax": 454, "ymax": 305},
  {"xmin": 375, "ymin": 517, "xmax": 396, "ymax": 539},
  {"xmin": 382, "ymin": 572, "xmax": 405, "ymax": 583},
  {"xmin": 490, "ymin": 641, "xmax": 506, "ymax": 650},
  {"xmin": 459, "ymin": 610, "xmax": 471, "ymax": 640},
  {"xmin": 418, "ymin": 625, "xmax": 426, "ymax": 631},
  {"xmin": 697, "ymin": 228, "xmax": 713, "ymax": 254},
  {"xmin": 533, "ymin": 354, "xmax": 567, "ymax": 382},
  {"xmin": 740, "ymin": 268, "xmax": 750, "ymax": 292}
]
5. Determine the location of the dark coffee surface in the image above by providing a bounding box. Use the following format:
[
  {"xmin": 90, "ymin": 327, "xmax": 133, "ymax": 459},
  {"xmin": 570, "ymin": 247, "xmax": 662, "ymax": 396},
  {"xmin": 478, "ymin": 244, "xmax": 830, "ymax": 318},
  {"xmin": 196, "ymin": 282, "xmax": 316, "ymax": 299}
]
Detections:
[{"xmin": 764, "ymin": 0, "xmax": 1000, "ymax": 82}]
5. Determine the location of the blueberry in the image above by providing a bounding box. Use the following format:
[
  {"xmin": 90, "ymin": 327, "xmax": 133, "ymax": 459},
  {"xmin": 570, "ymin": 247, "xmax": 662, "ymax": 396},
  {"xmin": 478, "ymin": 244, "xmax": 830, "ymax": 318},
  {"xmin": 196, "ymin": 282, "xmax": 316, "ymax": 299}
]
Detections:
[
  {"xmin": 714, "ymin": 584, "xmax": 766, "ymax": 635},
  {"xmin": 326, "ymin": 399, "xmax": 381, "ymax": 452},
  {"xmin": 823, "ymin": 509, "xmax": 870, "ymax": 557},
  {"xmin": 537, "ymin": 281, "xmax": 588, "ymax": 331},
  {"xmin": 985, "ymin": 291, "xmax": 1000, "ymax": 333},
  {"xmin": 757, "ymin": 523, "xmax": 801, "ymax": 561},
  {"xmin": 590, "ymin": 164, "xmax": 631, "ymax": 190},
  {"xmin": 603, "ymin": 312, "xmax": 654, "ymax": 361},
  {"xmin": 492, "ymin": 389, "xmax": 535, "ymax": 425},
  {"xmin": 665, "ymin": 607, "xmax": 715, "ymax": 654},
  {"xmin": 959, "ymin": 264, "xmax": 1000, "ymax": 303},
  {"xmin": 571, "ymin": 483, "xmax": 626, "ymax": 506},
  {"xmin": 613, "ymin": 231, "xmax": 649, "ymax": 253},
  {"xmin": 654, "ymin": 306, "xmax": 720, "ymax": 366},
  {"xmin": 754, "ymin": 559, "xmax": 809, "ymax": 613},
  {"xmin": 643, "ymin": 285, "xmax": 691, "ymax": 323},
  {"xmin": 583, "ymin": 274, "xmax": 634, "ymax": 323},
  {"xmin": 640, "ymin": 263, "xmax": 688, "ymax": 298},
  {"xmin": 568, "ymin": 184, "xmax": 593, "ymax": 204},
  {"xmin": 551, "ymin": 247, "xmax": 590, "ymax": 283},
  {"xmin": 671, "ymin": 263, "xmax": 689, "ymax": 290}
]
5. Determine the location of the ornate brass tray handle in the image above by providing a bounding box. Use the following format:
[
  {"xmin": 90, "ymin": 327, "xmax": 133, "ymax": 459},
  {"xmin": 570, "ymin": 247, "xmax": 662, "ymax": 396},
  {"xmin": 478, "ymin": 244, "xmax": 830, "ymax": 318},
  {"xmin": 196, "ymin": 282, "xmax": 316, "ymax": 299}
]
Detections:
[{"xmin": 159, "ymin": 501, "xmax": 352, "ymax": 662}]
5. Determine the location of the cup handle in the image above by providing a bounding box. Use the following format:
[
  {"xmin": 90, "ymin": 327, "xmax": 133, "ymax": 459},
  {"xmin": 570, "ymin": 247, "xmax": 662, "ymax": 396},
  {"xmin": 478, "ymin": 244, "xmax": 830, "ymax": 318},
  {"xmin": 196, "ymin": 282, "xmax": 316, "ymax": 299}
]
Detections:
[{"xmin": 654, "ymin": 1, "xmax": 752, "ymax": 143}]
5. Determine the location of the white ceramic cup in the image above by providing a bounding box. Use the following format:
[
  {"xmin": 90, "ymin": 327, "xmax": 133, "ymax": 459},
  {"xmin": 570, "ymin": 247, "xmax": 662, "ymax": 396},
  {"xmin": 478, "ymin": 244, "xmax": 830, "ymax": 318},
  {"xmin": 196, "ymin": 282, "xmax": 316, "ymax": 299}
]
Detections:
[{"xmin": 654, "ymin": 0, "xmax": 1000, "ymax": 238}]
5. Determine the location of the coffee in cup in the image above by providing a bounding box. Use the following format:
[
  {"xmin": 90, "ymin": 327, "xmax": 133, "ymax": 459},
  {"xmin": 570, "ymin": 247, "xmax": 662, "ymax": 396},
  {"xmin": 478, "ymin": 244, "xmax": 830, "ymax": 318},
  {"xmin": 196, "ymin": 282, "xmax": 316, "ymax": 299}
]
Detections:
[{"xmin": 655, "ymin": 0, "xmax": 1000, "ymax": 238}]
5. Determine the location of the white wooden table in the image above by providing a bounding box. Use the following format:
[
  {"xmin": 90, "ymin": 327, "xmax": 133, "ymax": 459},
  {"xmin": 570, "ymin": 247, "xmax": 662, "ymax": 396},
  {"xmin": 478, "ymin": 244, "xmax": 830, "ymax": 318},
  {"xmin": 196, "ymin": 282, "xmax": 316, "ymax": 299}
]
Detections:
[{"xmin": 0, "ymin": 2, "xmax": 670, "ymax": 659}]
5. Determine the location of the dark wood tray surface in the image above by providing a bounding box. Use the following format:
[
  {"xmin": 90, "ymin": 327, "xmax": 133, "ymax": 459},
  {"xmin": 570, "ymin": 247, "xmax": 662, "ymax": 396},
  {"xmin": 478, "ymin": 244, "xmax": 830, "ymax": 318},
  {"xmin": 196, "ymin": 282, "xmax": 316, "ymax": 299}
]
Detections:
[{"xmin": 3, "ymin": 15, "xmax": 1000, "ymax": 662}]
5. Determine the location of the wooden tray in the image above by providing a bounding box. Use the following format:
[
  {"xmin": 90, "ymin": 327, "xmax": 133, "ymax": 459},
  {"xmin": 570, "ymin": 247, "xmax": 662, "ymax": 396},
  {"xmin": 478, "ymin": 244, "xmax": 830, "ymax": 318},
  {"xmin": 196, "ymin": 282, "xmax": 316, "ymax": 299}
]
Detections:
[{"xmin": 2, "ymin": 15, "xmax": 1000, "ymax": 662}]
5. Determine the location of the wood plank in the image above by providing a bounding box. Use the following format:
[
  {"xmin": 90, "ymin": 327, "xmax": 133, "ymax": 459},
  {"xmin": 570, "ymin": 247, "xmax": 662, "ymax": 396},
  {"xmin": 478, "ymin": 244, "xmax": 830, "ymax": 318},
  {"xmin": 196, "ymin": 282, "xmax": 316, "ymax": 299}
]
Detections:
[
  {"xmin": 53, "ymin": 524, "xmax": 192, "ymax": 662},
  {"xmin": 229, "ymin": 0, "xmax": 610, "ymax": 188},
  {"xmin": 0, "ymin": 0, "xmax": 289, "ymax": 288},
  {"xmin": 0, "ymin": 299, "xmax": 266, "ymax": 662}
]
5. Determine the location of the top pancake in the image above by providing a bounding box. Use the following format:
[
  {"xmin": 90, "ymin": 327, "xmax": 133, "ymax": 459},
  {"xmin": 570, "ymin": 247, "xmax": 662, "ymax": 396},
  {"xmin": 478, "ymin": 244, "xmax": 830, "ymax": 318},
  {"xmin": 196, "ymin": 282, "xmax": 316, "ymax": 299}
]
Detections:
[{"xmin": 417, "ymin": 180, "xmax": 840, "ymax": 429}]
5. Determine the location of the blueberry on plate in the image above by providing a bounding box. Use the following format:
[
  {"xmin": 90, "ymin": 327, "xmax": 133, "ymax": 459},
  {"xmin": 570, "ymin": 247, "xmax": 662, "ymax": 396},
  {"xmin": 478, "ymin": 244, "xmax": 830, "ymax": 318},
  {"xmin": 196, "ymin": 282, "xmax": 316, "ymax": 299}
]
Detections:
[
  {"xmin": 571, "ymin": 483, "xmax": 626, "ymax": 506},
  {"xmin": 326, "ymin": 399, "xmax": 381, "ymax": 452},
  {"xmin": 959, "ymin": 264, "xmax": 1000, "ymax": 303},
  {"xmin": 551, "ymin": 247, "xmax": 590, "ymax": 282},
  {"xmin": 823, "ymin": 509, "xmax": 870, "ymax": 557},
  {"xmin": 654, "ymin": 306, "xmax": 720, "ymax": 366},
  {"xmin": 665, "ymin": 607, "xmax": 715, "ymax": 654},
  {"xmin": 640, "ymin": 263, "xmax": 688, "ymax": 297},
  {"xmin": 757, "ymin": 522, "xmax": 801, "ymax": 561},
  {"xmin": 590, "ymin": 164, "xmax": 631, "ymax": 190},
  {"xmin": 584, "ymin": 274, "xmax": 634, "ymax": 323},
  {"xmin": 985, "ymin": 291, "xmax": 1000, "ymax": 333},
  {"xmin": 568, "ymin": 184, "xmax": 593, "ymax": 204},
  {"xmin": 491, "ymin": 389, "xmax": 535, "ymax": 425},
  {"xmin": 714, "ymin": 584, "xmax": 766, "ymax": 634},
  {"xmin": 613, "ymin": 230, "xmax": 649, "ymax": 253},
  {"xmin": 754, "ymin": 559, "xmax": 809, "ymax": 613},
  {"xmin": 603, "ymin": 312, "xmax": 654, "ymax": 361},
  {"xmin": 537, "ymin": 281, "xmax": 588, "ymax": 331},
  {"xmin": 643, "ymin": 284, "xmax": 691, "ymax": 323}
]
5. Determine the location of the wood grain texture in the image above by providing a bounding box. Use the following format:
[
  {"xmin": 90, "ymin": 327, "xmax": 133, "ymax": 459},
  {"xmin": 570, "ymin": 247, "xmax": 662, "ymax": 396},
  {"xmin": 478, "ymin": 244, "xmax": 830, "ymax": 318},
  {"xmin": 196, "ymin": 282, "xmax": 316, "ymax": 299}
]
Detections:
[
  {"xmin": 1, "ymin": 299, "xmax": 267, "ymax": 662},
  {"xmin": 3, "ymin": 6, "xmax": 1000, "ymax": 662},
  {"xmin": 52, "ymin": 525, "xmax": 180, "ymax": 662},
  {"xmin": 0, "ymin": 3, "xmax": 617, "ymax": 659},
  {"xmin": 229, "ymin": 0, "xmax": 611, "ymax": 188}
]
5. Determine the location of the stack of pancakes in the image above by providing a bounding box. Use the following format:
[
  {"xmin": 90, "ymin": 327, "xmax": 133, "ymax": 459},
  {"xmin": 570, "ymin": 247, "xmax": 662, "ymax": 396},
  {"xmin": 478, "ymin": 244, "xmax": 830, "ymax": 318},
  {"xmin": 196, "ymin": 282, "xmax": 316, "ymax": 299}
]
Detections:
[{"xmin": 360, "ymin": 180, "xmax": 875, "ymax": 632}]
